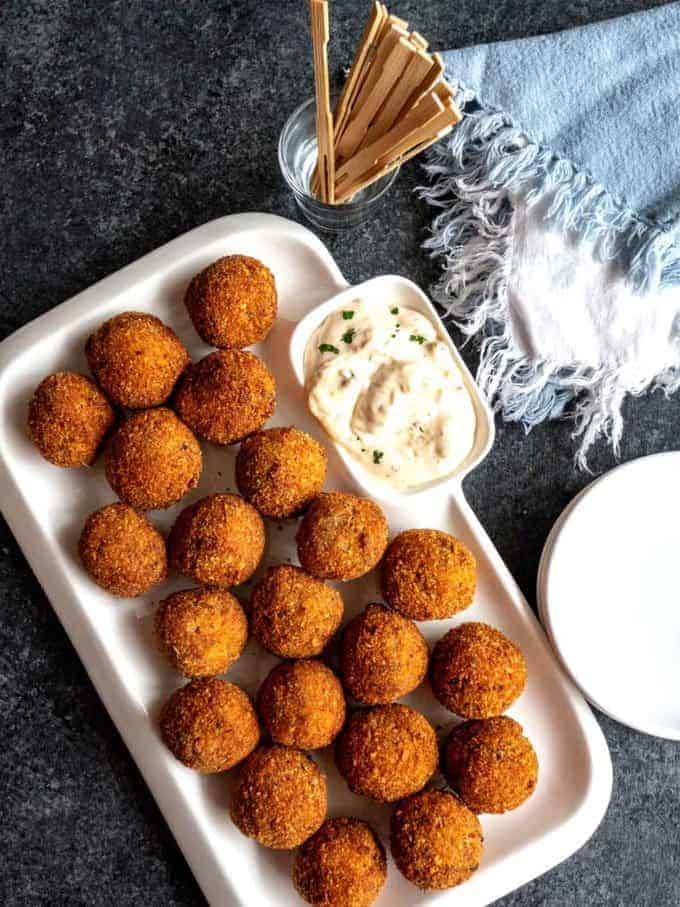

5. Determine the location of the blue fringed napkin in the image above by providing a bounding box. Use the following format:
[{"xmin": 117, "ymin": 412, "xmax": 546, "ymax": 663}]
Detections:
[{"xmin": 421, "ymin": 3, "xmax": 680, "ymax": 466}]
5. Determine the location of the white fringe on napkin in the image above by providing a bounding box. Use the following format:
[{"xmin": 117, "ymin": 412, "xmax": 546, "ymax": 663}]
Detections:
[{"xmin": 419, "ymin": 88, "xmax": 680, "ymax": 468}]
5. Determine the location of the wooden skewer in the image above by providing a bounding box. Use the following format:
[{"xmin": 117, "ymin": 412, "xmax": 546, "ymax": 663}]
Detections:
[
  {"xmin": 336, "ymin": 94, "xmax": 461, "ymax": 203},
  {"xmin": 336, "ymin": 27, "xmax": 412, "ymax": 163},
  {"xmin": 401, "ymin": 51, "xmax": 445, "ymax": 114},
  {"xmin": 409, "ymin": 31, "xmax": 429, "ymax": 51},
  {"xmin": 379, "ymin": 98, "xmax": 460, "ymax": 164},
  {"xmin": 360, "ymin": 44, "xmax": 433, "ymax": 149},
  {"xmin": 335, "ymin": 91, "xmax": 444, "ymax": 192},
  {"xmin": 335, "ymin": 120, "xmax": 456, "ymax": 203},
  {"xmin": 433, "ymin": 80, "xmax": 455, "ymax": 105},
  {"xmin": 313, "ymin": 1, "xmax": 386, "ymax": 196},
  {"xmin": 335, "ymin": 16, "xmax": 408, "ymax": 155},
  {"xmin": 309, "ymin": 0, "xmax": 335, "ymax": 203},
  {"xmin": 404, "ymin": 52, "xmax": 445, "ymax": 109},
  {"xmin": 333, "ymin": 2, "xmax": 388, "ymax": 145},
  {"xmin": 307, "ymin": 3, "xmax": 462, "ymax": 206}
]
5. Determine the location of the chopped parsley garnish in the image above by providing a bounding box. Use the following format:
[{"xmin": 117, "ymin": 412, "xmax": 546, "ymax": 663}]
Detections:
[
  {"xmin": 390, "ymin": 307, "xmax": 399, "ymax": 315},
  {"xmin": 341, "ymin": 328, "xmax": 356, "ymax": 344},
  {"xmin": 318, "ymin": 343, "xmax": 340, "ymax": 354},
  {"xmin": 373, "ymin": 450, "xmax": 384, "ymax": 465},
  {"xmin": 342, "ymin": 310, "xmax": 355, "ymax": 320},
  {"xmin": 410, "ymin": 334, "xmax": 426, "ymax": 344}
]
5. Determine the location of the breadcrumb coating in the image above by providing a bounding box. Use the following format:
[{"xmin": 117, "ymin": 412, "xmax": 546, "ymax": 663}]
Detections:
[
  {"xmin": 429, "ymin": 622, "xmax": 527, "ymax": 718},
  {"xmin": 167, "ymin": 493, "xmax": 265, "ymax": 587},
  {"xmin": 230, "ymin": 744, "xmax": 327, "ymax": 849},
  {"xmin": 390, "ymin": 789, "xmax": 483, "ymax": 890},
  {"xmin": 105, "ymin": 408, "xmax": 202, "ymax": 510},
  {"xmin": 78, "ymin": 502, "xmax": 167, "ymax": 597},
  {"xmin": 257, "ymin": 659, "xmax": 346, "ymax": 750},
  {"xmin": 381, "ymin": 529, "xmax": 476, "ymax": 620},
  {"xmin": 335, "ymin": 704, "xmax": 438, "ymax": 802},
  {"xmin": 86, "ymin": 311, "xmax": 189, "ymax": 409},
  {"xmin": 444, "ymin": 716, "xmax": 538, "ymax": 814},
  {"xmin": 236, "ymin": 426, "xmax": 327, "ymax": 519},
  {"xmin": 184, "ymin": 254, "xmax": 277, "ymax": 349},
  {"xmin": 28, "ymin": 371, "xmax": 115, "ymax": 468},
  {"xmin": 250, "ymin": 565, "xmax": 344, "ymax": 658},
  {"xmin": 340, "ymin": 603, "xmax": 428, "ymax": 705},
  {"xmin": 296, "ymin": 492, "xmax": 388, "ymax": 581},
  {"xmin": 174, "ymin": 349, "xmax": 275, "ymax": 445},
  {"xmin": 155, "ymin": 587, "xmax": 248, "ymax": 678},
  {"xmin": 293, "ymin": 817, "xmax": 386, "ymax": 907},
  {"xmin": 160, "ymin": 677, "xmax": 259, "ymax": 772}
]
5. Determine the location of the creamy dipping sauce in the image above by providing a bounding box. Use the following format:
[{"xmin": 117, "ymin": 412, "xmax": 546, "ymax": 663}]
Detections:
[{"xmin": 303, "ymin": 298, "xmax": 476, "ymax": 489}]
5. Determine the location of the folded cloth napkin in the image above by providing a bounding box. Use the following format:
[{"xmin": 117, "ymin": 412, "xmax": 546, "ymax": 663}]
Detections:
[{"xmin": 421, "ymin": 2, "xmax": 680, "ymax": 467}]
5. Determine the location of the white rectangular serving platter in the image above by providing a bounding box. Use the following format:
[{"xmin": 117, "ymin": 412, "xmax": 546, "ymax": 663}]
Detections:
[{"xmin": 0, "ymin": 213, "xmax": 612, "ymax": 907}]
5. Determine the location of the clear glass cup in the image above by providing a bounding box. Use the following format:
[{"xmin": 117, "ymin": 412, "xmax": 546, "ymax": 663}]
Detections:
[{"xmin": 278, "ymin": 96, "xmax": 399, "ymax": 232}]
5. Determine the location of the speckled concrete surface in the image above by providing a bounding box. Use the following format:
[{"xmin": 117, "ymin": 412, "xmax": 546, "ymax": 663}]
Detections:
[{"xmin": 1, "ymin": 1, "xmax": 678, "ymax": 905}]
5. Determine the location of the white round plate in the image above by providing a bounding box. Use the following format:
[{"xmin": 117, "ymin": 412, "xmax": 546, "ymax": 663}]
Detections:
[{"xmin": 538, "ymin": 451, "xmax": 680, "ymax": 740}]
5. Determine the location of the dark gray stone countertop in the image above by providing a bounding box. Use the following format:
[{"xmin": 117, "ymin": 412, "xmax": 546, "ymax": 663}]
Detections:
[{"xmin": 1, "ymin": 1, "xmax": 677, "ymax": 905}]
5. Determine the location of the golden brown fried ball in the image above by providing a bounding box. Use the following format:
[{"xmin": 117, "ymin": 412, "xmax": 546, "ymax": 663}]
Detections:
[
  {"xmin": 250, "ymin": 565, "xmax": 344, "ymax": 658},
  {"xmin": 335, "ymin": 704, "xmax": 438, "ymax": 802},
  {"xmin": 27, "ymin": 371, "xmax": 115, "ymax": 467},
  {"xmin": 340, "ymin": 603, "xmax": 428, "ymax": 705},
  {"xmin": 381, "ymin": 529, "xmax": 476, "ymax": 620},
  {"xmin": 430, "ymin": 622, "xmax": 527, "ymax": 718},
  {"xmin": 230, "ymin": 744, "xmax": 327, "ymax": 849},
  {"xmin": 167, "ymin": 493, "xmax": 265, "ymax": 587},
  {"xmin": 160, "ymin": 677, "xmax": 259, "ymax": 773},
  {"xmin": 184, "ymin": 254, "xmax": 277, "ymax": 349},
  {"xmin": 235, "ymin": 427, "xmax": 327, "ymax": 519},
  {"xmin": 257, "ymin": 660, "xmax": 346, "ymax": 750},
  {"xmin": 444, "ymin": 716, "xmax": 538, "ymax": 814},
  {"xmin": 293, "ymin": 817, "xmax": 387, "ymax": 907},
  {"xmin": 86, "ymin": 311, "xmax": 189, "ymax": 409},
  {"xmin": 390, "ymin": 789, "xmax": 483, "ymax": 890},
  {"xmin": 155, "ymin": 587, "xmax": 248, "ymax": 678},
  {"xmin": 105, "ymin": 408, "xmax": 202, "ymax": 511},
  {"xmin": 296, "ymin": 492, "xmax": 388, "ymax": 582},
  {"xmin": 79, "ymin": 502, "xmax": 167, "ymax": 597},
  {"xmin": 174, "ymin": 349, "xmax": 275, "ymax": 445}
]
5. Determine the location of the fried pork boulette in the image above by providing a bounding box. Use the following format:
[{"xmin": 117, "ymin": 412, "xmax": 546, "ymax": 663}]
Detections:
[
  {"xmin": 27, "ymin": 371, "xmax": 115, "ymax": 467},
  {"xmin": 293, "ymin": 817, "xmax": 387, "ymax": 907},
  {"xmin": 230, "ymin": 744, "xmax": 327, "ymax": 849},
  {"xmin": 250, "ymin": 565, "xmax": 344, "ymax": 658},
  {"xmin": 429, "ymin": 622, "xmax": 527, "ymax": 718},
  {"xmin": 390, "ymin": 789, "xmax": 484, "ymax": 890},
  {"xmin": 86, "ymin": 311, "xmax": 189, "ymax": 409},
  {"xmin": 381, "ymin": 529, "xmax": 476, "ymax": 620},
  {"xmin": 257, "ymin": 659, "xmax": 346, "ymax": 750},
  {"xmin": 174, "ymin": 349, "xmax": 275, "ymax": 445},
  {"xmin": 235, "ymin": 426, "xmax": 327, "ymax": 519},
  {"xmin": 105, "ymin": 408, "xmax": 202, "ymax": 511},
  {"xmin": 444, "ymin": 716, "xmax": 538, "ymax": 814},
  {"xmin": 160, "ymin": 677, "xmax": 259, "ymax": 772},
  {"xmin": 340, "ymin": 603, "xmax": 428, "ymax": 705},
  {"xmin": 296, "ymin": 492, "xmax": 388, "ymax": 581},
  {"xmin": 154, "ymin": 587, "xmax": 248, "ymax": 678},
  {"xmin": 335, "ymin": 703, "xmax": 438, "ymax": 802},
  {"xmin": 184, "ymin": 254, "xmax": 277, "ymax": 349},
  {"xmin": 167, "ymin": 493, "xmax": 265, "ymax": 587},
  {"xmin": 78, "ymin": 502, "xmax": 167, "ymax": 597}
]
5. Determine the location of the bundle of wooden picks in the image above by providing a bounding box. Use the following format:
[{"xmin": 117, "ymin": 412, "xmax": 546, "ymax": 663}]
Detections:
[{"xmin": 308, "ymin": 0, "xmax": 462, "ymax": 205}]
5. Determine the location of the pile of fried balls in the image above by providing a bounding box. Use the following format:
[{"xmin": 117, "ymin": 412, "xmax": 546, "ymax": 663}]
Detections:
[{"xmin": 27, "ymin": 253, "xmax": 538, "ymax": 906}]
